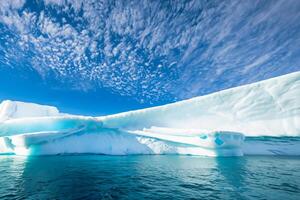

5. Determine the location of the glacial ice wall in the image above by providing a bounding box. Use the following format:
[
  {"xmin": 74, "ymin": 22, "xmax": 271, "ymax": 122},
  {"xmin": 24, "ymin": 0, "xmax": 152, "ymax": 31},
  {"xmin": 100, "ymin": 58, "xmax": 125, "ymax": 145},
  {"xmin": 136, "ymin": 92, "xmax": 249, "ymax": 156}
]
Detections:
[{"xmin": 0, "ymin": 71, "xmax": 299, "ymax": 156}]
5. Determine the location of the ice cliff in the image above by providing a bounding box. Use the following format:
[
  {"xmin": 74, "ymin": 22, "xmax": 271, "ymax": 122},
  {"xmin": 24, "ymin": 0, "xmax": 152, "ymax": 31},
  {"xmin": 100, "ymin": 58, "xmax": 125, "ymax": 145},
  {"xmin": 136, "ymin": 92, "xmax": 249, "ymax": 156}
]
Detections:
[{"xmin": 0, "ymin": 71, "xmax": 299, "ymax": 156}]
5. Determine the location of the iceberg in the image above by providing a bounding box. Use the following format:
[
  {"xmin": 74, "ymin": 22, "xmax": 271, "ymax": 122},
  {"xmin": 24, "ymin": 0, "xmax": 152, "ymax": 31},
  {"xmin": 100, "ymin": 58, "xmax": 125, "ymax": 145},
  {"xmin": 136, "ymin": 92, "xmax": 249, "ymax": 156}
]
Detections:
[{"xmin": 0, "ymin": 71, "xmax": 299, "ymax": 156}]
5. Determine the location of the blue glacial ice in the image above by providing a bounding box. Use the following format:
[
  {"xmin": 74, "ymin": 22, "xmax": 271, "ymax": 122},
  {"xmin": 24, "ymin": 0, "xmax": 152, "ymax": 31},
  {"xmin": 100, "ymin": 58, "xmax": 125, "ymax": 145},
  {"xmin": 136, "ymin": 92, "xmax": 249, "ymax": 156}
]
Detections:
[{"xmin": 0, "ymin": 71, "xmax": 299, "ymax": 156}]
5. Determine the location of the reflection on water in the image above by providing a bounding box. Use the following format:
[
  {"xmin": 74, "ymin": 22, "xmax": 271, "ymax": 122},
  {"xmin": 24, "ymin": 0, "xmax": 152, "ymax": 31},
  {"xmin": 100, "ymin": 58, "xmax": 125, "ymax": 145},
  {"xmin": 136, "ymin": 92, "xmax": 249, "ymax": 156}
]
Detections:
[
  {"xmin": 0, "ymin": 155, "xmax": 299, "ymax": 199},
  {"xmin": 215, "ymin": 157, "xmax": 247, "ymax": 198}
]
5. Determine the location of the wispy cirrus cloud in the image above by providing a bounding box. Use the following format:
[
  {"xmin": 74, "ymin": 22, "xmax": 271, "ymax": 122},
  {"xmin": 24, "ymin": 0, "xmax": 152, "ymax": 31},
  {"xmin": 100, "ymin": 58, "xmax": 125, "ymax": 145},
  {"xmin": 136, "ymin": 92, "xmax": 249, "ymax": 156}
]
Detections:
[{"xmin": 0, "ymin": 0, "xmax": 299, "ymax": 103}]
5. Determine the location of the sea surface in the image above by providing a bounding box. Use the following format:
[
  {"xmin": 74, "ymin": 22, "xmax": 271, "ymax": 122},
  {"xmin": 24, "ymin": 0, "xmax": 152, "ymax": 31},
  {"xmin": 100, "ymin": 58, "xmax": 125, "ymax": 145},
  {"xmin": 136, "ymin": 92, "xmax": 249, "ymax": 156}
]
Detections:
[{"xmin": 0, "ymin": 155, "xmax": 299, "ymax": 200}]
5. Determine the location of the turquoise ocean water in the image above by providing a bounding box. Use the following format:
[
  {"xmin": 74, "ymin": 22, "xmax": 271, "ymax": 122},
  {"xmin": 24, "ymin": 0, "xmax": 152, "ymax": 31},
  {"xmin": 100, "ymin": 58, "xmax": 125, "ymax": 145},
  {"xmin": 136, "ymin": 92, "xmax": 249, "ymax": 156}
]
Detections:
[{"xmin": 0, "ymin": 155, "xmax": 299, "ymax": 200}]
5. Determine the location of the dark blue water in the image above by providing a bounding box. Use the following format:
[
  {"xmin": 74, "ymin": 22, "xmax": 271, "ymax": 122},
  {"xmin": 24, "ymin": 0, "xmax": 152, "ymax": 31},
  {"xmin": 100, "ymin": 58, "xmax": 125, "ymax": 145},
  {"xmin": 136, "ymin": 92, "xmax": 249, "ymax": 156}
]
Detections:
[{"xmin": 0, "ymin": 155, "xmax": 299, "ymax": 200}]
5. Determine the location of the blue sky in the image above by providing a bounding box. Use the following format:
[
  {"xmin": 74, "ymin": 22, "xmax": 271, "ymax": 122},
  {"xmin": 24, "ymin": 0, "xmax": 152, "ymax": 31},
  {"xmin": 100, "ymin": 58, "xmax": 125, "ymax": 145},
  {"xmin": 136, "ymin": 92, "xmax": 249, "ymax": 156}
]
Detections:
[{"xmin": 0, "ymin": 0, "xmax": 299, "ymax": 115}]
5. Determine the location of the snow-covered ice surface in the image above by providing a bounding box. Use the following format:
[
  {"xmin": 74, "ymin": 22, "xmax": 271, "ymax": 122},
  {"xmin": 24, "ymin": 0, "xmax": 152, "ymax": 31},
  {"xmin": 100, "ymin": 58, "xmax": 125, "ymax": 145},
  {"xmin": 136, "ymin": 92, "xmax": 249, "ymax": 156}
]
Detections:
[
  {"xmin": 0, "ymin": 100, "xmax": 60, "ymax": 122},
  {"xmin": 0, "ymin": 71, "xmax": 299, "ymax": 156}
]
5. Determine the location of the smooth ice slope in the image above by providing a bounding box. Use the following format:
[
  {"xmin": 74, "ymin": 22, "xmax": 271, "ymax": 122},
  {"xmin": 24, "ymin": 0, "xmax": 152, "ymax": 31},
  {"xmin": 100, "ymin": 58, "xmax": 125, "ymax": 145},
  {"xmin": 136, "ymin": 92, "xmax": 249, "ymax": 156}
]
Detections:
[
  {"xmin": 100, "ymin": 71, "xmax": 300, "ymax": 137},
  {"xmin": 0, "ymin": 71, "xmax": 299, "ymax": 156}
]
